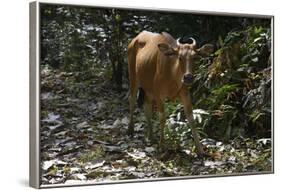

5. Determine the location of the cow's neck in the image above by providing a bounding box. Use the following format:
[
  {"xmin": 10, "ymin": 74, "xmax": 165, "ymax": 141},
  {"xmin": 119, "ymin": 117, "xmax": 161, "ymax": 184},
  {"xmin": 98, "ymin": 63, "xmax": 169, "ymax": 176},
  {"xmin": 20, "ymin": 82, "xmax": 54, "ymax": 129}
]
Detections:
[
  {"xmin": 157, "ymin": 57, "xmax": 183, "ymax": 99},
  {"xmin": 159, "ymin": 58, "xmax": 180, "ymax": 83}
]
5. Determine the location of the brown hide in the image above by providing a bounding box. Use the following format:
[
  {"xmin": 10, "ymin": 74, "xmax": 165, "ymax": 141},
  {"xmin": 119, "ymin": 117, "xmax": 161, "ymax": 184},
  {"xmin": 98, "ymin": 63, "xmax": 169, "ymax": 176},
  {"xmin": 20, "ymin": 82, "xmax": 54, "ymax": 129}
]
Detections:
[
  {"xmin": 127, "ymin": 31, "xmax": 213, "ymax": 155},
  {"xmin": 129, "ymin": 31, "xmax": 183, "ymax": 104}
]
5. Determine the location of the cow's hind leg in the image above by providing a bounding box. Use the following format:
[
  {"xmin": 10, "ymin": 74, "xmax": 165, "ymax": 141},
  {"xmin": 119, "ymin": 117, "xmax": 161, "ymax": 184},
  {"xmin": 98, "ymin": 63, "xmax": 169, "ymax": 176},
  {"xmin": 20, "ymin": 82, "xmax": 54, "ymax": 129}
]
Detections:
[
  {"xmin": 143, "ymin": 97, "xmax": 154, "ymax": 143},
  {"xmin": 127, "ymin": 37, "xmax": 137, "ymax": 136},
  {"xmin": 128, "ymin": 85, "xmax": 137, "ymax": 136}
]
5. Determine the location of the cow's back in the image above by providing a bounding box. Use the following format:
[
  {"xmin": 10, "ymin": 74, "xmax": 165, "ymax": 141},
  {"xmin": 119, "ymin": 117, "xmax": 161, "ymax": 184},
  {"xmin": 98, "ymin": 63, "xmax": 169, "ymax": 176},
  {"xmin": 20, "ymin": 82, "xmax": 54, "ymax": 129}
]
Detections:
[
  {"xmin": 128, "ymin": 31, "xmax": 181, "ymax": 102},
  {"xmin": 133, "ymin": 31, "xmax": 163, "ymax": 96}
]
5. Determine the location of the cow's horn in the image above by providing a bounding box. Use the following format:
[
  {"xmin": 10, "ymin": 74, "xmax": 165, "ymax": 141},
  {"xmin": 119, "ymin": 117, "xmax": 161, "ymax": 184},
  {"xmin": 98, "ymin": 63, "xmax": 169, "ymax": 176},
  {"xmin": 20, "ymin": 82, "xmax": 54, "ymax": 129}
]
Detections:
[
  {"xmin": 176, "ymin": 38, "xmax": 182, "ymax": 45},
  {"xmin": 189, "ymin": 37, "xmax": 196, "ymax": 47}
]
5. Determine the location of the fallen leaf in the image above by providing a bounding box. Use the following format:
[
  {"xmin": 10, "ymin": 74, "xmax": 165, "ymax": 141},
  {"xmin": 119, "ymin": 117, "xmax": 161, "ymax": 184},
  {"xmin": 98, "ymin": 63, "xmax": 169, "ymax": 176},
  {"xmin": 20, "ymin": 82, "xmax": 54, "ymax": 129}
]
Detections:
[
  {"xmin": 113, "ymin": 118, "xmax": 122, "ymax": 127},
  {"xmin": 42, "ymin": 160, "xmax": 55, "ymax": 171},
  {"xmin": 72, "ymin": 173, "xmax": 87, "ymax": 180},
  {"xmin": 97, "ymin": 124, "xmax": 116, "ymax": 129},
  {"xmin": 127, "ymin": 150, "xmax": 146, "ymax": 159},
  {"xmin": 104, "ymin": 145, "xmax": 122, "ymax": 152},
  {"xmin": 121, "ymin": 116, "xmax": 129, "ymax": 125},
  {"xmin": 85, "ymin": 160, "xmax": 105, "ymax": 170},
  {"xmin": 204, "ymin": 161, "xmax": 224, "ymax": 167},
  {"xmin": 76, "ymin": 121, "xmax": 90, "ymax": 129},
  {"xmin": 145, "ymin": 147, "xmax": 155, "ymax": 153},
  {"xmin": 42, "ymin": 113, "xmax": 60, "ymax": 123}
]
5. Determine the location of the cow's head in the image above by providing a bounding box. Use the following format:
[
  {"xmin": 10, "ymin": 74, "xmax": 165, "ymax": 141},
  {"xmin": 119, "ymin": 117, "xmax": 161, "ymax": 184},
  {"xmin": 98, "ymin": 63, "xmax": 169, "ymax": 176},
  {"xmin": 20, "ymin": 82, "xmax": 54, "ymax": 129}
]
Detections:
[{"xmin": 158, "ymin": 32, "xmax": 214, "ymax": 85}]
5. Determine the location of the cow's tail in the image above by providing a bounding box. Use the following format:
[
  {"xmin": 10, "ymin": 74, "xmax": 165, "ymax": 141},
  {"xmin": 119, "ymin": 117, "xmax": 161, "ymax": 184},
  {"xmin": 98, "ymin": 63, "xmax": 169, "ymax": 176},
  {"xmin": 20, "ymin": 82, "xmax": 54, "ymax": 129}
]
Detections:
[
  {"xmin": 127, "ymin": 38, "xmax": 137, "ymax": 82},
  {"xmin": 137, "ymin": 88, "xmax": 145, "ymax": 108},
  {"xmin": 128, "ymin": 38, "xmax": 138, "ymax": 102},
  {"xmin": 128, "ymin": 38, "xmax": 145, "ymax": 108},
  {"xmin": 128, "ymin": 37, "xmax": 145, "ymax": 108}
]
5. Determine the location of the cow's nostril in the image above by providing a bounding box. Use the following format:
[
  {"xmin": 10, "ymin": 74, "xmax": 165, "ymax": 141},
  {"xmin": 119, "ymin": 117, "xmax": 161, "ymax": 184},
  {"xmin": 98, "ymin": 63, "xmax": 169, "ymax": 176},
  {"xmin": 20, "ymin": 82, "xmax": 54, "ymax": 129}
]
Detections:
[{"xmin": 183, "ymin": 74, "xmax": 194, "ymax": 83}]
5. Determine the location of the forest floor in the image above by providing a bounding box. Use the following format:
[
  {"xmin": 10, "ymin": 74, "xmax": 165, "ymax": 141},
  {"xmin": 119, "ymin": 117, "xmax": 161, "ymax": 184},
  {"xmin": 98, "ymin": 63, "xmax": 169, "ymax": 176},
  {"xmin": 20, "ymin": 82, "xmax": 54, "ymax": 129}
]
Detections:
[{"xmin": 40, "ymin": 66, "xmax": 272, "ymax": 185}]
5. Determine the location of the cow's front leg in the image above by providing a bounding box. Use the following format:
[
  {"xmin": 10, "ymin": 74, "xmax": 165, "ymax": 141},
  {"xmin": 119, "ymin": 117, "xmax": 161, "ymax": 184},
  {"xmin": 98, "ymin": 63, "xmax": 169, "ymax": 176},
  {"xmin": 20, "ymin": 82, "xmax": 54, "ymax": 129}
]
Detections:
[{"xmin": 179, "ymin": 89, "xmax": 205, "ymax": 156}]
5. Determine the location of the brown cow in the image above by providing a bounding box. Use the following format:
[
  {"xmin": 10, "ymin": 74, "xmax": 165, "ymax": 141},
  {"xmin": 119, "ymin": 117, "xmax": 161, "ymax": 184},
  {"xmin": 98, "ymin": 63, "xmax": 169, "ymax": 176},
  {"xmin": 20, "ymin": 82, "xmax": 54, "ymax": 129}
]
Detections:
[{"xmin": 127, "ymin": 31, "xmax": 213, "ymax": 155}]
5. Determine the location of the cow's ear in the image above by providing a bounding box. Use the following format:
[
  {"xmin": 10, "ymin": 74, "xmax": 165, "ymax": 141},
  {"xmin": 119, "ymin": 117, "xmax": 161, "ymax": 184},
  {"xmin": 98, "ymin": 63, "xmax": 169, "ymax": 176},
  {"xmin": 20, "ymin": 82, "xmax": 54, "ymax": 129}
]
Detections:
[
  {"xmin": 158, "ymin": 43, "xmax": 178, "ymax": 56},
  {"xmin": 197, "ymin": 44, "xmax": 214, "ymax": 57}
]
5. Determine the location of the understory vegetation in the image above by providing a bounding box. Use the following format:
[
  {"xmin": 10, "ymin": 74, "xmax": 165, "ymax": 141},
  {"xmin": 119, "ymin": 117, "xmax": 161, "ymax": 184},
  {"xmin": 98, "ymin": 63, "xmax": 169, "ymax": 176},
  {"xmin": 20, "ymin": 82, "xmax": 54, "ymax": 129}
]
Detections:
[{"xmin": 40, "ymin": 4, "xmax": 272, "ymax": 185}]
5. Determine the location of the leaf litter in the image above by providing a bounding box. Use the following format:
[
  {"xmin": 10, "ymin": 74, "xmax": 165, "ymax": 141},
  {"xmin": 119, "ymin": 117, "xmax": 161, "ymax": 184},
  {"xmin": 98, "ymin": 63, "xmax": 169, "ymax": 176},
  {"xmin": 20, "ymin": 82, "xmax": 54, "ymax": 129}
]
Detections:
[{"xmin": 40, "ymin": 68, "xmax": 272, "ymax": 185}]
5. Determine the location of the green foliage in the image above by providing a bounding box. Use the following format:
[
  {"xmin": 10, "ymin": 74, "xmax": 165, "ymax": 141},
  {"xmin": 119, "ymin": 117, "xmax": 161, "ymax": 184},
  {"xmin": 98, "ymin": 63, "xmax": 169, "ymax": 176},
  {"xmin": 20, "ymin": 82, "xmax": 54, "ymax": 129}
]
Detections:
[
  {"xmin": 208, "ymin": 84, "xmax": 239, "ymax": 108},
  {"xmin": 191, "ymin": 25, "xmax": 271, "ymax": 140}
]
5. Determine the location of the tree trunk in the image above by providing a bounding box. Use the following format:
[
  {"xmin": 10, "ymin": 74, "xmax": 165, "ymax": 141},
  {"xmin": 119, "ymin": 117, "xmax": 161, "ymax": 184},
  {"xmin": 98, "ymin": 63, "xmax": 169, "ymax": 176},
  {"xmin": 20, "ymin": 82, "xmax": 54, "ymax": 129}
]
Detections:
[{"xmin": 110, "ymin": 10, "xmax": 123, "ymax": 91}]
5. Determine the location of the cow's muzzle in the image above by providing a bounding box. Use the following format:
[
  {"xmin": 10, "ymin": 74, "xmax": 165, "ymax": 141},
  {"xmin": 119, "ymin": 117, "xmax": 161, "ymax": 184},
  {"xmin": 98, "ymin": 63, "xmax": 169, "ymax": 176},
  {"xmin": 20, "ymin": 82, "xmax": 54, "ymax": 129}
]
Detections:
[{"xmin": 182, "ymin": 73, "xmax": 194, "ymax": 85}]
